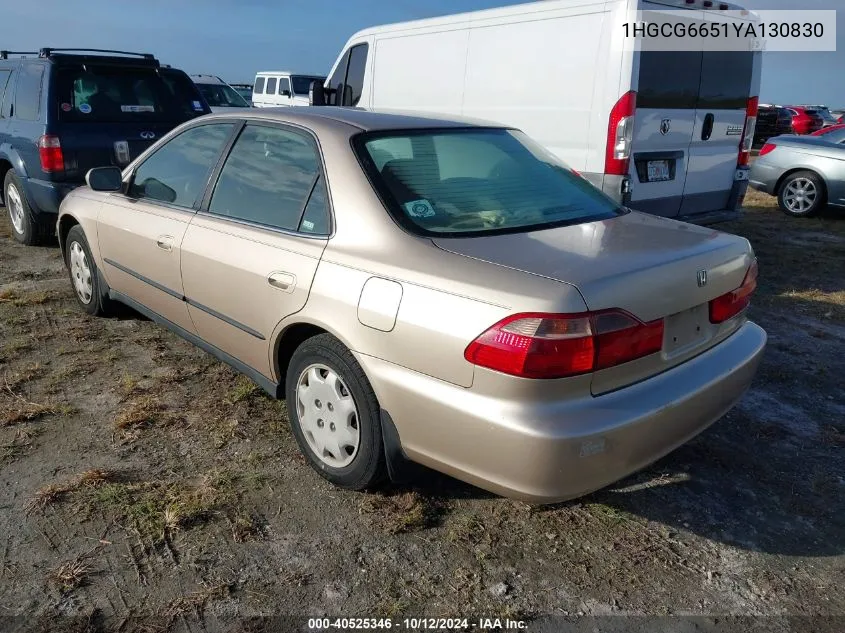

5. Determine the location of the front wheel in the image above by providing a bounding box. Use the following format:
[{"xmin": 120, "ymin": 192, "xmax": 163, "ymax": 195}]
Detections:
[
  {"xmin": 777, "ymin": 171, "xmax": 825, "ymax": 218},
  {"xmin": 65, "ymin": 225, "xmax": 111, "ymax": 316},
  {"xmin": 285, "ymin": 333, "xmax": 387, "ymax": 491}
]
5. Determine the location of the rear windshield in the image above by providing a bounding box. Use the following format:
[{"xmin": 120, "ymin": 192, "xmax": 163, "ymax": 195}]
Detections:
[
  {"xmin": 354, "ymin": 128, "xmax": 622, "ymax": 237},
  {"xmin": 195, "ymin": 82, "xmax": 249, "ymax": 108},
  {"xmin": 56, "ymin": 66, "xmax": 209, "ymax": 122},
  {"xmin": 291, "ymin": 76, "xmax": 324, "ymax": 95}
]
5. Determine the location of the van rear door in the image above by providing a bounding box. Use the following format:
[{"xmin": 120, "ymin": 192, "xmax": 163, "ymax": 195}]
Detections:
[{"xmin": 681, "ymin": 50, "xmax": 754, "ymax": 217}]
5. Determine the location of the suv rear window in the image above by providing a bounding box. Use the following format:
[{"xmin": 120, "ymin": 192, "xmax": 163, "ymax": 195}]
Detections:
[
  {"xmin": 55, "ymin": 66, "xmax": 208, "ymax": 122},
  {"xmin": 355, "ymin": 128, "xmax": 622, "ymax": 236}
]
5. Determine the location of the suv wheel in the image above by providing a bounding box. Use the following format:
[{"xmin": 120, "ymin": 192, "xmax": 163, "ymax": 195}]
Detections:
[
  {"xmin": 778, "ymin": 171, "xmax": 825, "ymax": 218},
  {"xmin": 285, "ymin": 333, "xmax": 387, "ymax": 491},
  {"xmin": 4, "ymin": 171, "xmax": 50, "ymax": 245}
]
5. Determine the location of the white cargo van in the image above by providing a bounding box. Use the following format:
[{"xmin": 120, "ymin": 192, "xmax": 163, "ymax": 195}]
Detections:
[
  {"xmin": 311, "ymin": 0, "xmax": 762, "ymax": 224},
  {"xmin": 252, "ymin": 71, "xmax": 326, "ymax": 108}
]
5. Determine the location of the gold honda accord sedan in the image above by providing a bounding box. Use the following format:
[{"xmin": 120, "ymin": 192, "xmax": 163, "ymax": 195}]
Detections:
[{"xmin": 57, "ymin": 108, "xmax": 766, "ymax": 503}]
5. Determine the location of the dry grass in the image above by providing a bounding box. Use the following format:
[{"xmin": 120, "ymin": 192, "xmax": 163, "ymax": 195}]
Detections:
[
  {"xmin": 113, "ymin": 396, "xmax": 167, "ymax": 431},
  {"xmin": 163, "ymin": 584, "xmax": 231, "ymax": 620},
  {"xmin": 48, "ymin": 558, "xmax": 94, "ymax": 593},
  {"xmin": 0, "ymin": 381, "xmax": 76, "ymax": 425},
  {"xmin": 0, "ymin": 289, "xmax": 53, "ymax": 307},
  {"xmin": 226, "ymin": 375, "xmax": 260, "ymax": 404},
  {"xmin": 359, "ymin": 491, "xmax": 445, "ymax": 534},
  {"xmin": 229, "ymin": 512, "xmax": 266, "ymax": 543},
  {"xmin": 26, "ymin": 469, "xmax": 118, "ymax": 514},
  {"xmin": 446, "ymin": 513, "xmax": 486, "ymax": 546}
]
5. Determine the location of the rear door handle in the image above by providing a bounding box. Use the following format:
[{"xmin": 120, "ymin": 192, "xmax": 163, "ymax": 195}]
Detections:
[
  {"xmin": 156, "ymin": 235, "xmax": 174, "ymax": 252},
  {"xmin": 701, "ymin": 113, "xmax": 715, "ymax": 141},
  {"xmin": 268, "ymin": 271, "xmax": 296, "ymax": 292}
]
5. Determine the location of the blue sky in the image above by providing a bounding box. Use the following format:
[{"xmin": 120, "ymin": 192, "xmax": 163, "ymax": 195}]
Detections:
[{"xmin": 2, "ymin": 0, "xmax": 842, "ymax": 106}]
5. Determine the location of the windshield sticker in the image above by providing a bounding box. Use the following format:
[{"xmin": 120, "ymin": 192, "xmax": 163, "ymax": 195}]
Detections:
[
  {"xmin": 120, "ymin": 105, "xmax": 155, "ymax": 113},
  {"xmin": 192, "ymin": 100, "xmax": 204, "ymax": 111},
  {"xmin": 404, "ymin": 200, "xmax": 436, "ymax": 218},
  {"xmin": 78, "ymin": 103, "xmax": 92, "ymax": 114}
]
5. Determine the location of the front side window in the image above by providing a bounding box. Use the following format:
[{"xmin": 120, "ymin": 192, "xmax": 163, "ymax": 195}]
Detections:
[
  {"xmin": 208, "ymin": 124, "xmax": 328, "ymax": 233},
  {"xmin": 128, "ymin": 123, "xmax": 234, "ymax": 208},
  {"xmin": 57, "ymin": 67, "xmax": 208, "ymax": 122},
  {"xmin": 265, "ymin": 77, "xmax": 277, "ymax": 95},
  {"xmin": 15, "ymin": 64, "xmax": 45, "ymax": 121},
  {"xmin": 254, "ymin": 77, "xmax": 265, "ymax": 94},
  {"xmin": 325, "ymin": 53, "xmax": 349, "ymax": 106},
  {"xmin": 343, "ymin": 44, "xmax": 368, "ymax": 107},
  {"xmin": 355, "ymin": 128, "xmax": 622, "ymax": 236},
  {"xmin": 278, "ymin": 77, "xmax": 291, "ymax": 96},
  {"xmin": 291, "ymin": 76, "xmax": 323, "ymax": 96}
]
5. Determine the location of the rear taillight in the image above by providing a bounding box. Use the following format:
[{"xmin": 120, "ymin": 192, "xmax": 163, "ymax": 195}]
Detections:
[
  {"xmin": 464, "ymin": 309, "xmax": 664, "ymax": 379},
  {"xmin": 709, "ymin": 259, "xmax": 758, "ymax": 324},
  {"xmin": 605, "ymin": 91, "xmax": 636, "ymax": 176},
  {"xmin": 738, "ymin": 97, "xmax": 758, "ymax": 167},
  {"xmin": 38, "ymin": 135, "xmax": 64, "ymax": 173},
  {"xmin": 758, "ymin": 143, "xmax": 777, "ymax": 157}
]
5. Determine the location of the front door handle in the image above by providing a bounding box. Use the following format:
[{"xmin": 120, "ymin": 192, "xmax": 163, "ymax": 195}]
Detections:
[
  {"xmin": 156, "ymin": 235, "xmax": 174, "ymax": 252},
  {"xmin": 268, "ymin": 271, "xmax": 296, "ymax": 292}
]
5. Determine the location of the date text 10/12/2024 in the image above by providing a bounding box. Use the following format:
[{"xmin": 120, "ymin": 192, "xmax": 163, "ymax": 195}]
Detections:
[{"xmin": 307, "ymin": 617, "xmax": 528, "ymax": 630}]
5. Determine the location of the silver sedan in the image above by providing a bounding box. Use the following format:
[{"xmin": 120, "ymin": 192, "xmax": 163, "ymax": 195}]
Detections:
[{"xmin": 749, "ymin": 129, "xmax": 845, "ymax": 217}]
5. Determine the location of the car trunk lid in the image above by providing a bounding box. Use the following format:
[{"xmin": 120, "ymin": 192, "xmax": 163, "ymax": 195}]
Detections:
[{"xmin": 432, "ymin": 212, "xmax": 754, "ymax": 393}]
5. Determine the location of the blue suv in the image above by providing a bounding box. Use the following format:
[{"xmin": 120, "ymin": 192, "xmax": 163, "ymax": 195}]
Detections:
[{"xmin": 0, "ymin": 48, "xmax": 211, "ymax": 245}]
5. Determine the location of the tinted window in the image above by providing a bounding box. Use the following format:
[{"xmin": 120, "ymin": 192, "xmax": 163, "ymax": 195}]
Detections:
[
  {"xmin": 356, "ymin": 129, "xmax": 621, "ymax": 236},
  {"xmin": 0, "ymin": 70, "xmax": 11, "ymax": 116},
  {"xmin": 15, "ymin": 63, "xmax": 45, "ymax": 121},
  {"xmin": 254, "ymin": 77, "xmax": 265, "ymax": 94},
  {"xmin": 291, "ymin": 76, "xmax": 323, "ymax": 95},
  {"xmin": 1, "ymin": 69, "xmax": 15, "ymax": 118},
  {"xmin": 56, "ymin": 67, "xmax": 208, "ymax": 122},
  {"xmin": 698, "ymin": 52, "xmax": 753, "ymax": 109},
  {"xmin": 326, "ymin": 52, "xmax": 349, "ymax": 106},
  {"xmin": 209, "ymin": 125, "xmax": 323, "ymax": 231},
  {"xmin": 129, "ymin": 123, "xmax": 234, "ymax": 207},
  {"xmin": 266, "ymin": 77, "xmax": 277, "ymax": 95},
  {"xmin": 637, "ymin": 51, "xmax": 702, "ymax": 109},
  {"xmin": 299, "ymin": 176, "xmax": 330, "ymax": 235},
  {"xmin": 343, "ymin": 44, "xmax": 368, "ymax": 107},
  {"xmin": 278, "ymin": 77, "xmax": 291, "ymax": 95},
  {"xmin": 196, "ymin": 83, "xmax": 249, "ymax": 107}
]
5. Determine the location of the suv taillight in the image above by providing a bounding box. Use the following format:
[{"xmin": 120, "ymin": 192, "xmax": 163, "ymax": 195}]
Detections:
[
  {"xmin": 38, "ymin": 135, "xmax": 64, "ymax": 173},
  {"xmin": 605, "ymin": 91, "xmax": 636, "ymax": 176},
  {"xmin": 709, "ymin": 259, "xmax": 758, "ymax": 324},
  {"xmin": 738, "ymin": 97, "xmax": 758, "ymax": 167},
  {"xmin": 464, "ymin": 309, "xmax": 664, "ymax": 379}
]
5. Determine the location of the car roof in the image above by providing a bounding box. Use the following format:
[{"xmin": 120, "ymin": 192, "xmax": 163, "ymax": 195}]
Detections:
[
  {"xmin": 191, "ymin": 74, "xmax": 225, "ymax": 84},
  {"xmin": 200, "ymin": 106, "xmax": 510, "ymax": 132}
]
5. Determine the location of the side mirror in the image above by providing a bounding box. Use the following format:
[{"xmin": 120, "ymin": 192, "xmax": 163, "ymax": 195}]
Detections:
[
  {"xmin": 309, "ymin": 79, "xmax": 326, "ymax": 106},
  {"xmin": 86, "ymin": 166, "xmax": 123, "ymax": 192},
  {"xmin": 281, "ymin": 89, "xmax": 292, "ymax": 97}
]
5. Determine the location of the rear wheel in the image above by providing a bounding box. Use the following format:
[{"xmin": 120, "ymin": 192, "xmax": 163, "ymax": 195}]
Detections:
[
  {"xmin": 778, "ymin": 171, "xmax": 825, "ymax": 218},
  {"xmin": 285, "ymin": 333, "xmax": 387, "ymax": 491},
  {"xmin": 3, "ymin": 171, "xmax": 52, "ymax": 245}
]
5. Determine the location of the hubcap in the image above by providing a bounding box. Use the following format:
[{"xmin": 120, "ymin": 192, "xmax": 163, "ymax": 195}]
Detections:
[
  {"xmin": 783, "ymin": 178, "xmax": 817, "ymax": 214},
  {"xmin": 295, "ymin": 364, "xmax": 360, "ymax": 468},
  {"xmin": 6, "ymin": 183, "xmax": 25, "ymax": 234},
  {"xmin": 69, "ymin": 241, "xmax": 93, "ymax": 304}
]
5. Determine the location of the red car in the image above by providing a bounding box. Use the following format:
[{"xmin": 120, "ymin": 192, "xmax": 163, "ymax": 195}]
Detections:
[
  {"xmin": 811, "ymin": 123, "xmax": 845, "ymax": 137},
  {"xmin": 785, "ymin": 106, "xmax": 825, "ymax": 134}
]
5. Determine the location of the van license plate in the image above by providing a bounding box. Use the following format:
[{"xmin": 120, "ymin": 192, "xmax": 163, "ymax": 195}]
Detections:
[{"xmin": 647, "ymin": 160, "xmax": 671, "ymax": 182}]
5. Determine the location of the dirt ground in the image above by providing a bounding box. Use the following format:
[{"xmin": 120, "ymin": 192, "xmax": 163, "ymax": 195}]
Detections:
[{"xmin": 0, "ymin": 190, "xmax": 843, "ymax": 632}]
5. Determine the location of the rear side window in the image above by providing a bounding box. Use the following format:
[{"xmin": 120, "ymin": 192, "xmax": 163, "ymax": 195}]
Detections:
[
  {"xmin": 128, "ymin": 123, "xmax": 234, "ymax": 208},
  {"xmin": 254, "ymin": 77, "xmax": 265, "ymax": 94},
  {"xmin": 1, "ymin": 69, "xmax": 15, "ymax": 118},
  {"xmin": 15, "ymin": 63, "xmax": 45, "ymax": 121},
  {"xmin": 208, "ymin": 124, "xmax": 328, "ymax": 233},
  {"xmin": 0, "ymin": 69, "xmax": 12, "ymax": 116},
  {"xmin": 278, "ymin": 77, "xmax": 291, "ymax": 95},
  {"xmin": 355, "ymin": 128, "xmax": 621, "ymax": 236},
  {"xmin": 266, "ymin": 77, "xmax": 277, "ymax": 95},
  {"xmin": 56, "ymin": 66, "xmax": 207, "ymax": 122}
]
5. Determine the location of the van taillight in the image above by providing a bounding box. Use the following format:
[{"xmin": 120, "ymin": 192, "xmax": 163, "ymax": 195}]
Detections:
[
  {"xmin": 605, "ymin": 91, "xmax": 636, "ymax": 176},
  {"xmin": 738, "ymin": 97, "xmax": 758, "ymax": 167},
  {"xmin": 38, "ymin": 135, "xmax": 64, "ymax": 173},
  {"xmin": 709, "ymin": 259, "xmax": 758, "ymax": 324},
  {"xmin": 464, "ymin": 309, "xmax": 663, "ymax": 379}
]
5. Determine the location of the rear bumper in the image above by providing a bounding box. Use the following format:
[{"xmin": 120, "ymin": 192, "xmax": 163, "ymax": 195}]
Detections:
[
  {"xmin": 358, "ymin": 321, "xmax": 766, "ymax": 504},
  {"xmin": 23, "ymin": 178, "xmax": 81, "ymax": 215},
  {"xmin": 748, "ymin": 161, "xmax": 782, "ymax": 195}
]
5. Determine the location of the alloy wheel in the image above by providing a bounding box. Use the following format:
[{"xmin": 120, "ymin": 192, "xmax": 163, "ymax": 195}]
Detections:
[
  {"xmin": 6, "ymin": 183, "xmax": 25, "ymax": 235},
  {"xmin": 783, "ymin": 178, "xmax": 818, "ymax": 214}
]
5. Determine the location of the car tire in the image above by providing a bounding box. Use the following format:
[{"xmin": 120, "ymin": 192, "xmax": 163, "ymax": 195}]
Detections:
[
  {"xmin": 285, "ymin": 333, "xmax": 387, "ymax": 491},
  {"xmin": 777, "ymin": 171, "xmax": 826, "ymax": 218},
  {"xmin": 3, "ymin": 171, "xmax": 52, "ymax": 245},
  {"xmin": 65, "ymin": 225, "xmax": 111, "ymax": 317}
]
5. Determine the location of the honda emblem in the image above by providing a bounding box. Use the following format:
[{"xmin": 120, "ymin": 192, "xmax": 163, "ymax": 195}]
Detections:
[
  {"xmin": 660, "ymin": 119, "xmax": 671, "ymax": 135},
  {"xmin": 697, "ymin": 270, "xmax": 708, "ymax": 287},
  {"xmin": 140, "ymin": 131, "xmax": 155, "ymax": 140}
]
